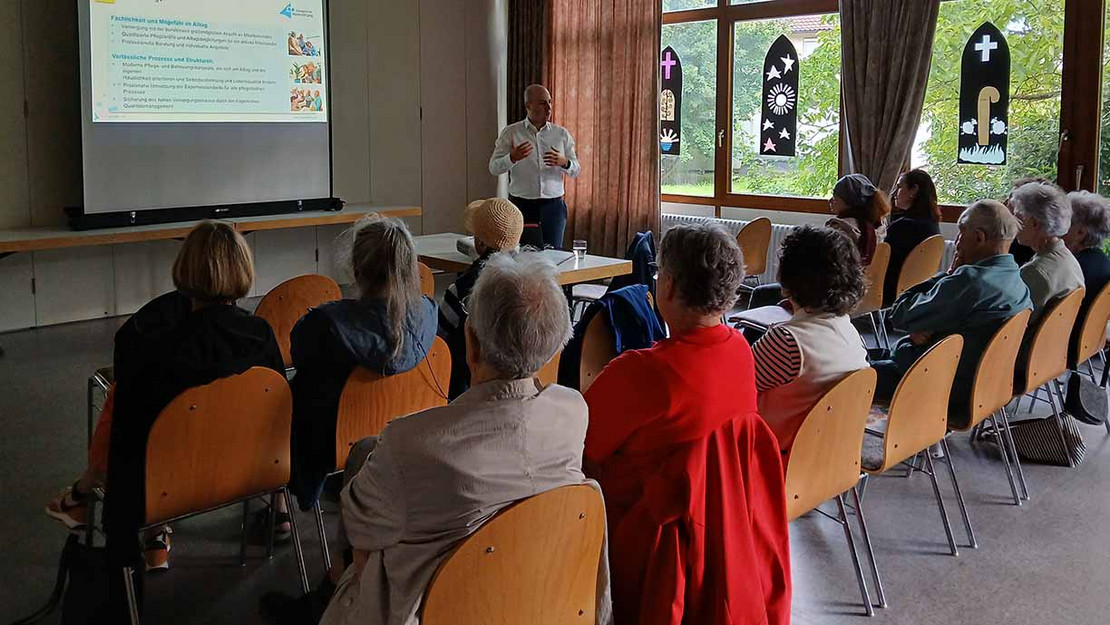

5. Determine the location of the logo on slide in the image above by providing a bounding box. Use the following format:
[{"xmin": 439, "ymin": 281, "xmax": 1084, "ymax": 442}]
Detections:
[{"xmin": 280, "ymin": 4, "xmax": 295, "ymax": 18}]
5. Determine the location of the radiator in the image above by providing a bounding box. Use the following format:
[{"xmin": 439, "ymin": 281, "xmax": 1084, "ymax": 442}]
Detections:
[
  {"xmin": 661, "ymin": 212, "xmax": 958, "ymax": 279},
  {"xmin": 661, "ymin": 213, "xmax": 795, "ymax": 283}
]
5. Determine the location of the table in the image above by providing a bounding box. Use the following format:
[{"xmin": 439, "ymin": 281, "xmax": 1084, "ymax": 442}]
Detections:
[
  {"xmin": 414, "ymin": 233, "xmax": 632, "ymax": 287},
  {"xmin": 0, "ymin": 203, "xmax": 421, "ymax": 255}
]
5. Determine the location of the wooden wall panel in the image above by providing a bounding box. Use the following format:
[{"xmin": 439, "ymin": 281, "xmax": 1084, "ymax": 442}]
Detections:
[
  {"xmin": 33, "ymin": 247, "xmax": 114, "ymax": 325},
  {"xmin": 0, "ymin": 2, "xmax": 29, "ymax": 230},
  {"xmin": 22, "ymin": 0, "xmax": 82, "ymax": 227},
  {"xmin": 329, "ymin": 0, "xmax": 372, "ymax": 204},
  {"xmin": 0, "ymin": 253, "xmax": 35, "ymax": 332},
  {"xmin": 112, "ymin": 240, "xmax": 181, "ymax": 316},
  {"xmin": 252, "ymin": 228, "xmax": 319, "ymax": 296}
]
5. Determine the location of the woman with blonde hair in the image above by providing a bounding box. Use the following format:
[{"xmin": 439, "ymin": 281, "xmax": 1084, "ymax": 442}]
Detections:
[
  {"xmin": 47, "ymin": 221, "xmax": 284, "ymax": 580},
  {"xmin": 286, "ymin": 216, "xmax": 437, "ymax": 513}
]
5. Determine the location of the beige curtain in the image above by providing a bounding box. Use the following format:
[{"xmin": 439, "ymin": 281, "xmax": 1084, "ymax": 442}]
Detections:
[
  {"xmin": 507, "ymin": 0, "xmax": 553, "ymax": 123},
  {"xmin": 549, "ymin": 0, "xmax": 661, "ymax": 257},
  {"xmin": 841, "ymin": 0, "xmax": 940, "ymax": 192}
]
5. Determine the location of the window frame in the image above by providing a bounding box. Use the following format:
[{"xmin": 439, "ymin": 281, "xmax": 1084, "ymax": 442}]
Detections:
[{"xmin": 661, "ymin": 0, "xmax": 1104, "ymax": 222}]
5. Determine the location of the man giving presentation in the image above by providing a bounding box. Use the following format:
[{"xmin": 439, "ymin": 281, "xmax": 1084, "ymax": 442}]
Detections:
[{"xmin": 489, "ymin": 84, "xmax": 580, "ymax": 250}]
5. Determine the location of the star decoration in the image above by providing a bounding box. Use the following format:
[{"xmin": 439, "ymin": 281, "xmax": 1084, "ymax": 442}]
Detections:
[
  {"xmin": 762, "ymin": 119, "xmax": 775, "ymax": 131},
  {"xmin": 781, "ymin": 55, "xmax": 795, "ymax": 74},
  {"xmin": 779, "ymin": 128, "xmax": 791, "ymax": 140},
  {"xmin": 763, "ymin": 138, "xmax": 777, "ymax": 153},
  {"xmin": 766, "ymin": 65, "xmax": 782, "ymax": 81}
]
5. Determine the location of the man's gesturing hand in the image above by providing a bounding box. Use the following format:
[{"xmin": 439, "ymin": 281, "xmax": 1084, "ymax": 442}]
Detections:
[
  {"xmin": 544, "ymin": 148, "xmax": 569, "ymax": 168},
  {"xmin": 510, "ymin": 141, "xmax": 534, "ymax": 163}
]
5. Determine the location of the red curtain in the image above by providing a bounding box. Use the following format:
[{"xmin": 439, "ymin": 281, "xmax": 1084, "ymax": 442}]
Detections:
[
  {"xmin": 549, "ymin": 0, "xmax": 661, "ymax": 257},
  {"xmin": 508, "ymin": 0, "xmax": 553, "ymax": 124}
]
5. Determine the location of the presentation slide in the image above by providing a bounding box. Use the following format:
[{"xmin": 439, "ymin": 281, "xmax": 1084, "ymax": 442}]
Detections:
[{"xmin": 88, "ymin": 0, "xmax": 327, "ymax": 123}]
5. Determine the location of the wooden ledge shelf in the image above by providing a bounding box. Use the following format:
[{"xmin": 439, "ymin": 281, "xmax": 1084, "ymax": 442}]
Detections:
[{"xmin": 0, "ymin": 204, "xmax": 421, "ymax": 255}]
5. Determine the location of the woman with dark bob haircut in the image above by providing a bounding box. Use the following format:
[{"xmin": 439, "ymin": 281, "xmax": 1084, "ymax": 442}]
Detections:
[
  {"xmin": 584, "ymin": 223, "xmax": 792, "ymax": 625},
  {"xmin": 884, "ymin": 169, "xmax": 942, "ymax": 306},
  {"xmin": 752, "ymin": 225, "xmax": 870, "ymax": 455}
]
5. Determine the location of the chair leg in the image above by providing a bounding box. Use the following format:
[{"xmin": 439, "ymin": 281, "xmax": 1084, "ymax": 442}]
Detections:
[
  {"xmin": 283, "ymin": 489, "xmax": 310, "ymax": 595},
  {"xmin": 988, "ymin": 413, "xmax": 1021, "ymax": 506},
  {"xmin": 123, "ymin": 566, "xmax": 141, "ymax": 625},
  {"xmin": 939, "ymin": 437, "xmax": 977, "ymax": 549},
  {"xmin": 836, "ymin": 494, "xmax": 874, "ymax": 617},
  {"xmin": 850, "ymin": 486, "xmax": 886, "ymax": 608},
  {"xmin": 858, "ymin": 473, "xmax": 870, "ymax": 502},
  {"xmin": 998, "ymin": 405, "xmax": 1029, "ymax": 500},
  {"xmin": 868, "ymin": 313, "xmax": 881, "ymax": 351},
  {"xmin": 1048, "ymin": 380, "xmax": 1076, "ymax": 469},
  {"xmin": 313, "ymin": 501, "xmax": 333, "ymax": 572},
  {"xmin": 878, "ymin": 310, "xmax": 890, "ymax": 350},
  {"xmin": 923, "ymin": 453, "xmax": 958, "ymax": 557},
  {"xmin": 266, "ymin": 492, "xmax": 277, "ymax": 560},
  {"xmin": 86, "ymin": 378, "xmax": 95, "ymax": 451},
  {"xmin": 1086, "ymin": 360, "xmax": 1097, "ymax": 381},
  {"xmin": 239, "ymin": 500, "xmax": 249, "ymax": 566}
]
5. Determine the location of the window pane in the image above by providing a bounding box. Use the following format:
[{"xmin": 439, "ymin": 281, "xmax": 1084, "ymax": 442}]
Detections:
[
  {"xmin": 664, "ymin": 0, "xmax": 715, "ymax": 13},
  {"xmin": 912, "ymin": 0, "xmax": 1063, "ymax": 205},
  {"xmin": 661, "ymin": 20, "xmax": 717, "ymax": 197},
  {"xmin": 730, "ymin": 15, "xmax": 841, "ymax": 197}
]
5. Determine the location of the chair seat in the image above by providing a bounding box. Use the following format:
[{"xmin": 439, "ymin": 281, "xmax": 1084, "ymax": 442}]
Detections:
[
  {"xmin": 572, "ymin": 283, "xmax": 608, "ymax": 302},
  {"xmin": 728, "ymin": 305, "xmax": 791, "ymax": 331}
]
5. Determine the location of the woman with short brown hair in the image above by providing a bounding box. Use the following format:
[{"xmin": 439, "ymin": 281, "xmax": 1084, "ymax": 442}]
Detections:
[{"xmin": 46, "ymin": 221, "xmax": 284, "ymax": 578}]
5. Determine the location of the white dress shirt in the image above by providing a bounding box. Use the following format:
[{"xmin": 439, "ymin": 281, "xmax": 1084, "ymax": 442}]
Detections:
[{"xmin": 489, "ymin": 119, "xmax": 581, "ymax": 200}]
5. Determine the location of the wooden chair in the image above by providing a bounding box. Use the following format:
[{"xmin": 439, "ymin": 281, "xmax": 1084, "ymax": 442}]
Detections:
[
  {"xmin": 579, "ymin": 291, "xmax": 654, "ymax": 394},
  {"xmin": 312, "ymin": 336, "xmax": 452, "ymax": 570},
  {"xmin": 852, "ymin": 242, "xmax": 891, "ymax": 347},
  {"xmin": 878, "ymin": 235, "xmax": 946, "ymax": 348},
  {"xmin": 255, "ymin": 274, "xmax": 342, "ymax": 368},
  {"xmin": 860, "ymin": 335, "xmax": 966, "ymax": 595},
  {"xmin": 1070, "ymin": 281, "xmax": 1110, "ymax": 435},
  {"xmin": 537, "ymin": 351, "xmax": 562, "ymax": 388},
  {"xmin": 1011, "ymin": 289, "xmax": 1085, "ymax": 476},
  {"xmin": 952, "ymin": 310, "xmax": 1031, "ymax": 507},
  {"xmin": 419, "ymin": 261, "xmax": 435, "ymax": 298},
  {"xmin": 736, "ymin": 217, "xmax": 772, "ymax": 292},
  {"xmin": 784, "ymin": 367, "xmax": 878, "ymax": 616},
  {"xmin": 422, "ymin": 485, "xmax": 606, "ymax": 625},
  {"xmin": 120, "ymin": 368, "xmax": 308, "ymax": 623}
]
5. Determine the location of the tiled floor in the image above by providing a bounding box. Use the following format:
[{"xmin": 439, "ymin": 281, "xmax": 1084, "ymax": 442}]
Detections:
[{"xmin": 2, "ymin": 318, "xmax": 1108, "ymax": 624}]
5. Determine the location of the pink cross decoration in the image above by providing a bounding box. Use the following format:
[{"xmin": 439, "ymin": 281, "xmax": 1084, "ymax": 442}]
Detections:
[{"xmin": 661, "ymin": 51, "xmax": 676, "ymax": 80}]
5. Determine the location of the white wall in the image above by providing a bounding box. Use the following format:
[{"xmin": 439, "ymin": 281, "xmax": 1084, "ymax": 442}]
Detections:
[{"xmin": 0, "ymin": 0, "xmax": 507, "ymax": 332}]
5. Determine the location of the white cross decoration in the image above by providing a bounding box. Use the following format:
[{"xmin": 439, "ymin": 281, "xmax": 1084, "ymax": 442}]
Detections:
[{"xmin": 974, "ymin": 34, "xmax": 998, "ymax": 63}]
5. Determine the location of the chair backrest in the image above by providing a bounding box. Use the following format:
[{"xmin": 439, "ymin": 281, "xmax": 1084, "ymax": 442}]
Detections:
[
  {"xmin": 255, "ymin": 274, "xmax": 342, "ymax": 367},
  {"xmin": 422, "ymin": 485, "xmax": 605, "ymax": 625},
  {"xmin": 537, "ymin": 351, "xmax": 562, "ymax": 388},
  {"xmin": 1021, "ymin": 288, "xmax": 1085, "ymax": 394},
  {"xmin": 784, "ymin": 367, "xmax": 876, "ymax": 521},
  {"xmin": 736, "ymin": 217, "xmax": 773, "ymax": 277},
  {"xmin": 579, "ymin": 313, "xmax": 616, "ymax": 394},
  {"xmin": 895, "ymin": 235, "xmax": 945, "ymax": 298},
  {"xmin": 965, "ymin": 309, "xmax": 1031, "ymax": 430},
  {"xmin": 877, "ymin": 335, "xmax": 964, "ymax": 472},
  {"xmin": 144, "ymin": 367, "xmax": 292, "ymax": 526},
  {"xmin": 419, "ymin": 262, "xmax": 435, "ymax": 298},
  {"xmin": 335, "ymin": 336, "xmax": 451, "ymax": 470},
  {"xmin": 1074, "ymin": 281, "xmax": 1110, "ymax": 366},
  {"xmin": 854, "ymin": 242, "xmax": 891, "ymax": 316}
]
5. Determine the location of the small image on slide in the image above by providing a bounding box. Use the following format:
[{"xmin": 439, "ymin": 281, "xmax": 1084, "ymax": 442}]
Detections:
[
  {"xmin": 290, "ymin": 88, "xmax": 324, "ymax": 113},
  {"xmin": 287, "ymin": 31, "xmax": 321, "ymax": 57},
  {"xmin": 290, "ymin": 61, "xmax": 323, "ymax": 85}
]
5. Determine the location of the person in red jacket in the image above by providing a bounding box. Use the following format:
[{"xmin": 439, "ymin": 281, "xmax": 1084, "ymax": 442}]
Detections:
[{"xmin": 584, "ymin": 223, "xmax": 791, "ymax": 625}]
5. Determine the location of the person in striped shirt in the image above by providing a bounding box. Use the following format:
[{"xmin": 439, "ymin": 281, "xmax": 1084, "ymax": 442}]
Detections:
[
  {"xmin": 752, "ymin": 225, "xmax": 870, "ymax": 455},
  {"xmin": 438, "ymin": 198, "xmax": 524, "ymax": 398}
]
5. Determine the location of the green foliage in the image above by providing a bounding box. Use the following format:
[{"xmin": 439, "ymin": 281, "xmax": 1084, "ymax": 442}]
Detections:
[{"xmin": 662, "ymin": 0, "xmax": 1068, "ymax": 206}]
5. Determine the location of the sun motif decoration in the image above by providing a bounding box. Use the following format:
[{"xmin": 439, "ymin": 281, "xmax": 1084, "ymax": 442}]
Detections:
[{"xmin": 767, "ymin": 83, "xmax": 796, "ymax": 116}]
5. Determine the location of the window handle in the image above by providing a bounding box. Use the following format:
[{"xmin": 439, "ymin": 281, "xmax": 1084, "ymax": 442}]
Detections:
[
  {"xmin": 1076, "ymin": 165, "xmax": 1085, "ymax": 190},
  {"xmin": 717, "ymin": 129, "xmax": 725, "ymax": 148}
]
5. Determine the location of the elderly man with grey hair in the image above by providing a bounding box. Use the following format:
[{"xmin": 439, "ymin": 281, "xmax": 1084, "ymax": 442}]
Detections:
[
  {"xmin": 314, "ymin": 252, "xmax": 611, "ymax": 625},
  {"xmin": 1011, "ymin": 182, "xmax": 1085, "ymax": 326},
  {"xmin": 872, "ymin": 200, "xmax": 1032, "ymax": 428}
]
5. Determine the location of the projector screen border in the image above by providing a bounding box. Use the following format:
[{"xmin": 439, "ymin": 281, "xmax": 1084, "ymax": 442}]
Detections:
[{"xmin": 65, "ymin": 197, "xmax": 344, "ymax": 231}]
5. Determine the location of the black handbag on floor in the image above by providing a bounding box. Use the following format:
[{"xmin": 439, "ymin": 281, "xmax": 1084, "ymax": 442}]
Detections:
[
  {"xmin": 8, "ymin": 534, "xmax": 117, "ymax": 625},
  {"xmin": 1065, "ymin": 371, "xmax": 1108, "ymax": 426}
]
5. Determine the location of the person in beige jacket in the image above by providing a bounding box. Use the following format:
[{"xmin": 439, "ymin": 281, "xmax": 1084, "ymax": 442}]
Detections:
[{"xmin": 318, "ymin": 252, "xmax": 611, "ymax": 625}]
